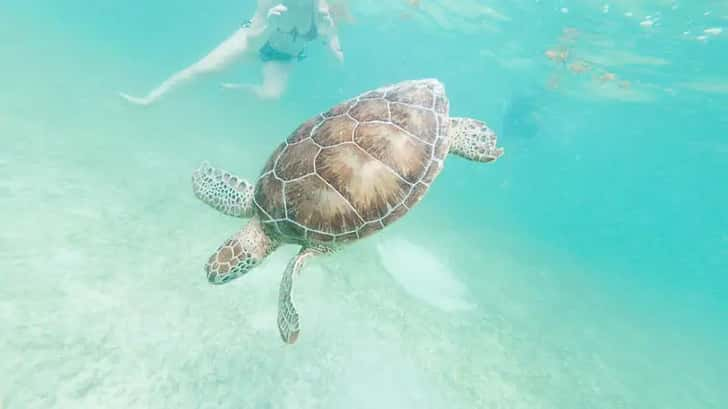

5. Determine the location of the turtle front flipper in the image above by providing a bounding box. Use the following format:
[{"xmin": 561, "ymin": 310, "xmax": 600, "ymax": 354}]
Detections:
[
  {"xmin": 277, "ymin": 248, "xmax": 322, "ymax": 344},
  {"xmin": 448, "ymin": 117, "xmax": 505, "ymax": 163},
  {"xmin": 192, "ymin": 161, "xmax": 255, "ymax": 218}
]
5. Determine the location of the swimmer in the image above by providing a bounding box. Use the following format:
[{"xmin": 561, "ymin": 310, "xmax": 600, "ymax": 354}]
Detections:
[
  {"xmin": 599, "ymin": 72, "xmax": 617, "ymax": 83},
  {"xmin": 545, "ymin": 48, "xmax": 569, "ymax": 64},
  {"xmin": 120, "ymin": 0, "xmax": 345, "ymax": 105},
  {"xmin": 568, "ymin": 60, "xmax": 590, "ymax": 74}
]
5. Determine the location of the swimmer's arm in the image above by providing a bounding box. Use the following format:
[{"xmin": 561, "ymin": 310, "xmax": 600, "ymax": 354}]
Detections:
[
  {"xmin": 316, "ymin": 0, "xmax": 344, "ymax": 62},
  {"xmin": 327, "ymin": 34, "xmax": 344, "ymax": 62},
  {"xmin": 248, "ymin": 0, "xmax": 286, "ymax": 37}
]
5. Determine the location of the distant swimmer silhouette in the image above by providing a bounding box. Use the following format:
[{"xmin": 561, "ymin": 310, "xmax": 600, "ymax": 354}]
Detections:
[{"xmin": 119, "ymin": 0, "xmax": 345, "ymax": 105}]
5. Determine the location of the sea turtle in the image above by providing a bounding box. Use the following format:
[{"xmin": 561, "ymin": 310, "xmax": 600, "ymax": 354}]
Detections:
[{"xmin": 191, "ymin": 78, "xmax": 504, "ymax": 344}]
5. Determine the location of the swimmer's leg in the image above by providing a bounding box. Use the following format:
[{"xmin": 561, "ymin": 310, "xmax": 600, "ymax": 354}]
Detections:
[
  {"xmin": 222, "ymin": 61, "xmax": 292, "ymax": 100},
  {"xmin": 120, "ymin": 28, "xmax": 255, "ymax": 106}
]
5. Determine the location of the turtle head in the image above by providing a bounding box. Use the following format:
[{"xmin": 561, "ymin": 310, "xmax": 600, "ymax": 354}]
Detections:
[{"xmin": 205, "ymin": 216, "xmax": 276, "ymax": 285}]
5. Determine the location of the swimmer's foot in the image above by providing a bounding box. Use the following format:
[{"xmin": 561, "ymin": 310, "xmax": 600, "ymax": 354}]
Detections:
[{"xmin": 119, "ymin": 92, "xmax": 153, "ymax": 106}]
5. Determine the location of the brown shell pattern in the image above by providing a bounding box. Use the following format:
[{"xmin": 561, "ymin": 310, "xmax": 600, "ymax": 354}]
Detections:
[{"xmin": 254, "ymin": 79, "xmax": 450, "ymax": 245}]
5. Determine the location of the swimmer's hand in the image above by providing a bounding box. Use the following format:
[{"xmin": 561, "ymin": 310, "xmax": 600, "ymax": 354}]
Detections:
[
  {"xmin": 329, "ymin": 37, "xmax": 344, "ymax": 63},
  {"xmin": 332, "ymin": 47, "xmax": 344, "ymax": 63},
  {"xmin": 267, "ymin": 4, "xmax": 288, "ymax": 19},
  {"xmin": 119, "ymin": 92, "xmax": 153, "ymax": 106}
]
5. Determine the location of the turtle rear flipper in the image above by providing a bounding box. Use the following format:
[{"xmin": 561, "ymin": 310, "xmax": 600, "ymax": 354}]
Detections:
[
  {"xmin": 277, "ymin": 246, "xmax": 337, "ymax": 344},
  {"xmin": 448, "ymin": 117, "xmax": 504, "ymax": 163},
  {"xmin": 277, "ymin": 249, "xmax": 318, "ymax": 344},
  {"xmin": 192, "ymin": 161, "xmax": 255, "ymax": 218}
]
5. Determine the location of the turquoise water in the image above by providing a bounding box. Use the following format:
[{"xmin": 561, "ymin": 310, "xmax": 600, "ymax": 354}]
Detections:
[{"xmin": 1, "ymin": 0, "xmax": 726, "ymax": 407}]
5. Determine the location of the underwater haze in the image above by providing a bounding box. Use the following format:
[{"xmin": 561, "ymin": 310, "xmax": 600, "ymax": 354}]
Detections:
[{"xmin": 1, "ymin": 0, "xmax": 727, "ymax": 408}]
